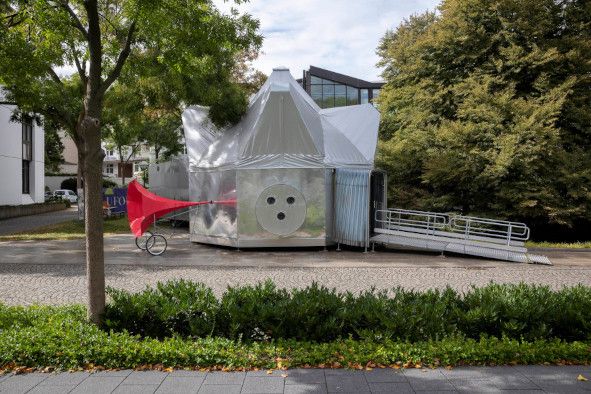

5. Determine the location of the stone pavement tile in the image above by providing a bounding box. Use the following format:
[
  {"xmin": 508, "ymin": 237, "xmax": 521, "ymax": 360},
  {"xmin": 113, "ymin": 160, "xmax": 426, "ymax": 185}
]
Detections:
[
  {"xmin": 363, "ymin": 369, "xmax": 407, "ymax": 383},
  {"xmin": 112, "ymin": 384, "xmax": 159, "ymax": 394},
  {"xmin": 197, "ymin": 384, "xmax": 242, "ymax": 394},
  {"xmin": 202, "ymin": 371, "xmax": 245, "ymax": 385},
  {"xmin": 325, "ymin": 374, "xmax": 370, "ymax": 393},
  {"xmin": 487, "ymin": 374, "xmax": 541, "ymax": 390},
  {"xmin": 403, "ymin": 369, "xmax": 455, "ymax": 391},
  {"xmin": 0, "ymin": 372, "xmax": 49, "ymax": 394},
  {"xmin": 516, "ymin": 365, "xmax": 591, "ymax": 380},
  {"xmin": 247, "ymin": 370, "xmax": 285, "ymax": 377},
  {"xmin": 451, "ymin": 377, "xmax": 543, "ymax": 393},
  {"xmin": 530, "ymin": 380, "xmax": 591, "ymax": 393},
  {"xmin": 440, "ymin": 367, "xmax": 492, "ymax": 381},
  {"xmin": 121, "ymin": 371, "xmax": 168, "ymax": 385},
  {"xmin": 39, "ymin": 372, "xmax": 90, "ymax": 386},
  {"xmin": 451, "ymin": 380, "xmax": 504, "ymax": 393},
  {"xmin": 368, "ymin": 382, "xmax": 414, "ymax": 393},
  {"xmin": 285, "ymin": 369, "xmax": 326, "ymax": 385},
  {"xmin": 168, "ymin": 370, "xmax": 207, "ymax": 378},
  {"xmin": 155, "ymin": 376, "xmax": 203, "ymax": 394},
  {"xmin": 91, "ymin": 370, "xmax": 133, "ymax": 377},
  {"xmin": 27, "ymin": 385, "xmax": 78, "ymax": 394},
  {"xmin": 241, "ymin": 376, "xmax": 284, "ymax": 393},
  {"xmin": 284, "ymin": 383, "xmax": 328, "ymax": 394},
  {"xmin": 70, "ymin": 376, "xmax": 128, "ymax": 394}
]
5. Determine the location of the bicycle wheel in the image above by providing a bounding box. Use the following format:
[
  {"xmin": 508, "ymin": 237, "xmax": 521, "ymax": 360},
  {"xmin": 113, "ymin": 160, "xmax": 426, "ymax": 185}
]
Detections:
[
  {"xmin": 135, "ymin": 231, "xmax": 153, "ymax": 250},
  {"xmin": 146, "ymin": 234, "xmax": 167, "ymax": 256}
]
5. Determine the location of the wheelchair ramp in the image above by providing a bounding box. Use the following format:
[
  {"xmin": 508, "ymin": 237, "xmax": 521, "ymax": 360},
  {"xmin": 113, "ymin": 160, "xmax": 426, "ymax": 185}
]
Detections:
[{"xmin": 371, "ymin": 209, "xmax": 551, "ymax": 265}]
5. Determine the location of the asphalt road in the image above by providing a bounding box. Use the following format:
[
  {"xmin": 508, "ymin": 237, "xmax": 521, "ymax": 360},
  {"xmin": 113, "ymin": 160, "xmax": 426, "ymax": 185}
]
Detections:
[{"xmin": 0, "ymin": 206, "xmax": 79, "ymax": 235}]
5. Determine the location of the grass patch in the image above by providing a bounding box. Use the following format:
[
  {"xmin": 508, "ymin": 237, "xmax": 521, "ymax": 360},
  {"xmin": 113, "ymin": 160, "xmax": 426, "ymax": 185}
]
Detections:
[
  {"xmin": 0, "ymin": 216, "xmax": 130, "ymax": 241},
  {"xmin": 0, "ymin": 304, "xmax": 590, "ymax": 371},
  {"xmin": 526, "ymin": 241, "xmax": 591, "ymax": 249}
]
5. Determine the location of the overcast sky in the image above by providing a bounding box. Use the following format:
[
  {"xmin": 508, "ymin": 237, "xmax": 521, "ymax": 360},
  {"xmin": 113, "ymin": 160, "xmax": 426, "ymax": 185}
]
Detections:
[{"xmin": 214, "ymin": 0, "xmax": 440, "ymax": 81}]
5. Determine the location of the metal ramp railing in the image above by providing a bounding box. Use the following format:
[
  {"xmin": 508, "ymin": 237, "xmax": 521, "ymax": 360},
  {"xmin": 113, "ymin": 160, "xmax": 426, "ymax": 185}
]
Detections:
[{"xmin": 372, "ymin": 208, "xmax": 550, "ymax": 265}]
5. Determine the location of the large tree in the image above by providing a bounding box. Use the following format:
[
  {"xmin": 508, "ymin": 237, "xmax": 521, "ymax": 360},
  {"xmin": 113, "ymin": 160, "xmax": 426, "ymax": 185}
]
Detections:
[
  {"xmin": 377, "ymin": 0, "xmax": 591, "ymax": 239},
  {"xmin": 0, "ymin": 0, "xmax": 261, "ymax": 322}
]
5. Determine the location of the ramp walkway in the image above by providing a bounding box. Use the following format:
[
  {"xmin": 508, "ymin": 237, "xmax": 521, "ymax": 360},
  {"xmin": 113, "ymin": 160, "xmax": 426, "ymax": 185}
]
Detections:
[{"xmin": 371, "ymin": 209, "xmax": 551, "ymax": 265}]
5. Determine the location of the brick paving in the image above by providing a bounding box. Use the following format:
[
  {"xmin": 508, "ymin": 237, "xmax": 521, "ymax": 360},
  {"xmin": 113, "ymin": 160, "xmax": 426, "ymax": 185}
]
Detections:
[
  {"xmin": 0, "ymin": 235, "xmax": 589, "ymax": 305},
  {"xmin": 1, "ymin": 366, "xmax": 590, "ymax": 393}
]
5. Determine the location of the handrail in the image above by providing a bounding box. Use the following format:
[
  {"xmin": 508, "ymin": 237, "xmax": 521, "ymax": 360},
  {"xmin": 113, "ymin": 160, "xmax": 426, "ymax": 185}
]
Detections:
[
  {"xmin": 374, "ymin": 208, "xmax": 530, "ymax": 245},
  {"xmin": 374, "ymin": 208, "xmax": 448, "ymax": 236},
  {"xmin": 449, "ymin": 215, "xmax": 529, "ymax": 243}
]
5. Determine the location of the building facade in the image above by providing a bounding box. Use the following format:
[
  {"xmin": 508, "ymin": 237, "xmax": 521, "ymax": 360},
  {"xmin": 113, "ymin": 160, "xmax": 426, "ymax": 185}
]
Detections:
[
  {"xmin": 298, "ymin": 66, "xmax": 384, "ymax": 109},
  {"xmin": 102, "ymin": 144, "xmax": 154, "ymax": 184},
  {"xmin": 0, "ymin": 100, "xmax": 45, "ymax": 205}
]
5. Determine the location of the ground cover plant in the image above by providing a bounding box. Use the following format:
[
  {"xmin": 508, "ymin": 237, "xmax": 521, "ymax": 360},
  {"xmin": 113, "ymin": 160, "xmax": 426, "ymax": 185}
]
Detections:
[
  {"xmin": 103, "ymin": 280, "xmax": 591, "ymax": 343},
  {"xmin": 1, "ymin": 303, "xmax": 590, "ymax": 371}
]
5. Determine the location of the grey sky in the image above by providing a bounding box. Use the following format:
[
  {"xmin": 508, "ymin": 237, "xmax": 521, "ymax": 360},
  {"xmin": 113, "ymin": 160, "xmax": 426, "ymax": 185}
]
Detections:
[{"xmin": 214, "ymin": 0, "xmax": 440, "ymax": 81}]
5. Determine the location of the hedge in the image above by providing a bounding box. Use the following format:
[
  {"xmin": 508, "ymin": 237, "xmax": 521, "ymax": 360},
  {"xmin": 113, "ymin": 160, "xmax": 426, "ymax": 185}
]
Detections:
[{"xmin": 102, "ymin": 280, "xmax": 591, "ymax": 343}]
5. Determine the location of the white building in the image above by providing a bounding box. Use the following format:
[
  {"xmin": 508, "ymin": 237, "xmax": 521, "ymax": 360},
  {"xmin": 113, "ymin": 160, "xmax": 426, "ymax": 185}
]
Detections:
[
  {"xmin": 55, "ymin": 133, "xmax": 155, "ymax": 187},
  {"xmin": 0, "ymin": 99, "xmax": 45, "ymax": 205},
  {"xmin": 102, "ymin": 144, "xmax": 154, "ymax": 185}
]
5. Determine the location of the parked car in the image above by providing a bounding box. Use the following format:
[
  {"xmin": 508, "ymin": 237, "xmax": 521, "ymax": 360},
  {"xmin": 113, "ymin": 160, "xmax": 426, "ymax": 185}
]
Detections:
[
  {"xmin": 53, "ymin": 189, "xmax": 78, "ymax": 203},
  {"xmin": 44, "ymin": 191, "xmax": 53, "ymax": 202}
]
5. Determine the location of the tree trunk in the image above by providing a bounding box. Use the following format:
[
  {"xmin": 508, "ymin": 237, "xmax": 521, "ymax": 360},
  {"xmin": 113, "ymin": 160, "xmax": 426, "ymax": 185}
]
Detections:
[{"xmin": 80, "ymin": 116, "xmax": 105, "ymax": 324}]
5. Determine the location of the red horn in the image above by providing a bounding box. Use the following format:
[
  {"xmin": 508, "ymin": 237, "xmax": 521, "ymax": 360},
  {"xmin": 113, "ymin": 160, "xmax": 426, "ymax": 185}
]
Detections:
[{"xmin": 127, "ymin": 179, "xmax": 231, "ymax": 237}]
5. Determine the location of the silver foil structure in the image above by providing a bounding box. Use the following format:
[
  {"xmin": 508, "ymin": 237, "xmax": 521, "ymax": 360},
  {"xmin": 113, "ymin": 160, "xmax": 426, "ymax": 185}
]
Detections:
[{"xmin": 182, "ymin": 67, "xmax": 381, "ymax": 248}]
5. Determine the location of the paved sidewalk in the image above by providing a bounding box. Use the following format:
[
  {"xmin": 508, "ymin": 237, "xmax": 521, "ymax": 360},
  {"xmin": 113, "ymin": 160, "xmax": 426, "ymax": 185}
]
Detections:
[
  {"xmin": 0, "ymin": 207, "xmax": 78, "ymax": 235},
  {"xmin": 1, "ymin": 366, "xmax": 590, "ymax": 393}
]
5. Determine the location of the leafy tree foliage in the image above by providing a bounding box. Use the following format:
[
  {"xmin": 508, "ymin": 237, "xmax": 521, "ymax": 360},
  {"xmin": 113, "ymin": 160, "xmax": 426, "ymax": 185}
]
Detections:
[
  {"xmin": 44, "ymin": 121, "xmax": 65, "ymax": 173},
  {"xmin": 0, "ymin": 0, "xmax": 261, "ymax": 321},
  {"xmin": 377, "ymin": 0, "xmax": 591, "ymax": 239}
]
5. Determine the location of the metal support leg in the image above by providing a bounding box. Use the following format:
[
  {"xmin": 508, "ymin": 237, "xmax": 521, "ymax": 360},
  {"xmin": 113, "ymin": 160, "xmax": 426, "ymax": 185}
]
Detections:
[{"xmin": 336, "ymin": 243, "xmax": 341, "ymax": 251}]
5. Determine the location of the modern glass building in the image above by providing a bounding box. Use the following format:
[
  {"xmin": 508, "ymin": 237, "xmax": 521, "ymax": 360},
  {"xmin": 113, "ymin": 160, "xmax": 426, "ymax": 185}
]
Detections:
[{"xmin": 298, "ymin": 66, "xmax": 384, "ymax": 109}]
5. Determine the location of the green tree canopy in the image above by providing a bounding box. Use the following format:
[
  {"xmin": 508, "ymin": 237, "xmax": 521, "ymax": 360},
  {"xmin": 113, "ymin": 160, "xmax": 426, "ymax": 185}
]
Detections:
[
  {"xmin": 377, "ymin": 0, "xmax": 591, "ymax": 240},
  {"xmin": 0, "ymin": 0, "xmax": 261, "ymax": 321}
]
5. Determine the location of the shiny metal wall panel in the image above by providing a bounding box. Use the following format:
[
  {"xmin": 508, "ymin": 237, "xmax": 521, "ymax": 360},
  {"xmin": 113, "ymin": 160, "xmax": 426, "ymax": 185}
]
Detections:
[
  {"xmin": 189, "ymin": 169, "xmax": 237, "ymax": 240},
  {"xmin": 237, "ymin": 168, "xmax": 326, "ymax": 245},
  {"xmin": 148, "ymin": 155, "xmax": 190, "ymax": 221}
]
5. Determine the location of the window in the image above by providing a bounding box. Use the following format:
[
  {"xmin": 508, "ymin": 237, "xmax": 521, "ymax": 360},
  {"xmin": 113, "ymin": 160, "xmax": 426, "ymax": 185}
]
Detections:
[
  {"xmin": 322, "ymin": 84, "xmax": 335, "ymax": 108},
  {"xmin": 105, "ymin": 163, "xmax": 114, "ymax": 174},
  {"xmin": 347, "ymin": 87, "xmax": 359, "ymax": 105},
  {"xmin": 371, "ymin": 88, "xmax": 381, "ymax": 105},
  {"xmin": 360, "ymin": 89, "xmax": 369, "ymax": 104},
  {"xmin": 309, "ymin": 73, "xmax": 363, "ymax": 108},
  {"xmin": 334, "ymin": 85, "xmax": 346, "ymax": 107},
  {"xmin": 22, "ymin": 117, "xmax": 33, "ymax": 194}
]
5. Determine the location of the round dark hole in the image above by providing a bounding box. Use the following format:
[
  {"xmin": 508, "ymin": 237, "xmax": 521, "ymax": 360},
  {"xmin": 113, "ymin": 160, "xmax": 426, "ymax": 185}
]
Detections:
[
  {"xmin": 286, "ymin": 196, "xmax": 295, "ymax": 205},
  {"xmin": 277, "ymin": 212, "xmax": 286, "ymax": 220},
  {"xmin": 266, "ymin": 196, "xmax": 276, "ymax": 205}
]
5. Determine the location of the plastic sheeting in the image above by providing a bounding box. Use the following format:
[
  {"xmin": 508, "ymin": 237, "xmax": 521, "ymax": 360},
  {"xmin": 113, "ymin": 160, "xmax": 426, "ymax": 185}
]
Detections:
[
  {"xmin": 333, "ymin": 168, "xmax": 371, "ymax": 248},
  {"xmin": 127, "ymin": 180, "xmax": 207, "ymax": 237},
  {"xmin": 182, "ymin": 67, "xmax": 379, "ymax": 170}
]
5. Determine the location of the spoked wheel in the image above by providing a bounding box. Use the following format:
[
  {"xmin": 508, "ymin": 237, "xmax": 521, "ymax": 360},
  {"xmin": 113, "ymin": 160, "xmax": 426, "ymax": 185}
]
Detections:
[
  {"xmin": 146, "ymin": 234, "xmax": 167, "ymax": 256},
  {"xmin": 135, "ymin": 231, "xmax": 153, "ymax": 250}
]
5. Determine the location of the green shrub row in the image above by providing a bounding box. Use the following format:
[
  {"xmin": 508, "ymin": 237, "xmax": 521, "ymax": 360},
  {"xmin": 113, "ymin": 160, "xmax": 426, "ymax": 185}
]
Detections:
[
  {"xmin": 1, "ymin": 304, "xmax": 590, "ymax": 370},
  {"xmin": 102, "ymin": 280, "xmax": 591, "ymax": 342}
]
